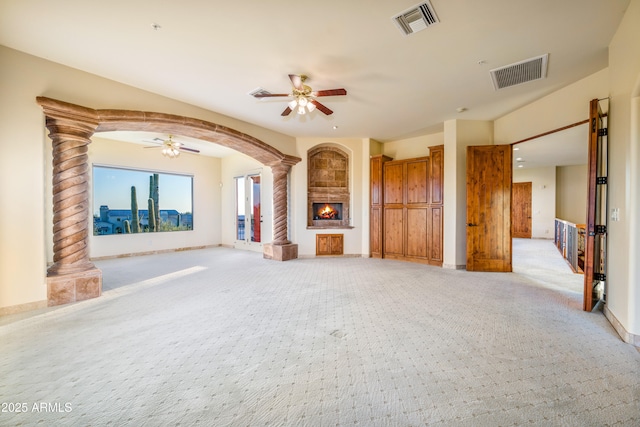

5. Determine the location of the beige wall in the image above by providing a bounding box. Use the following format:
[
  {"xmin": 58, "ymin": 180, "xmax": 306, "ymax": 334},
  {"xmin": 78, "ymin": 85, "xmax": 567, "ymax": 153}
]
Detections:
[
  {"xmin": 555, "ymin": 165, "xmax": 588, "ymax": 225},
  {"xmin": 607, "ymin": 0, "xmax": 640, "ymax": 337},
  {"xmin": 494, "ymin": 69, "xmax": 609, "ymax": 144},
  {"xmin": 513, "ymin": 167, "xmax": 557, "ymax": 239},
  {"xmin": 0, "ymin": 46, "xmax": 295, "ymax": 311},
  {"xmin": 382, "ymin": 133, "xmax": 444, "ymax": 160}
]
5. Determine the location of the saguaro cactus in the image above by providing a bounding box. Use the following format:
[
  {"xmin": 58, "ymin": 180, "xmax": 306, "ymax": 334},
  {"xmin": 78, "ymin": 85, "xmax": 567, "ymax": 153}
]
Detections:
[
  {"xmin": 149, "ymin": 174, "xmax": 160, "ymax": 230},
  {"xmin": 131, "ymin": 186, "xmax": 140, "ymax": 233},
  {"xmin": 148, "ymin": 198, "xmax": 156, "ymax": 232}
]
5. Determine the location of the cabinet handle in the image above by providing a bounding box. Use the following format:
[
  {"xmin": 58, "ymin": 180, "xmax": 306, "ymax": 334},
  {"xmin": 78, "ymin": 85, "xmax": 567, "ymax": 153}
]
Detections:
[{"xmin": 467, "ymin": 223, "xmax": 477, "ymax": 227}]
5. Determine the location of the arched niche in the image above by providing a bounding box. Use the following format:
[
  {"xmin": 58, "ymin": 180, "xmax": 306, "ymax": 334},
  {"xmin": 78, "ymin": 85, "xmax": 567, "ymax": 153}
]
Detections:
[
  {"xmin": 37, "ymin": 97, "xmax": 301, "ymax": 307},
  {"xmin": 307, "ymin": 143, "xmax": 351, "ymax": 228}
]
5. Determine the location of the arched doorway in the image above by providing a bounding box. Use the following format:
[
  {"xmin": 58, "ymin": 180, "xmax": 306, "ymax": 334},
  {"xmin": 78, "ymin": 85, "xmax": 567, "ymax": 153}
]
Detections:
[{"xmin": 37, "ymin": 97, "xmax": 301, "ymax": 307}]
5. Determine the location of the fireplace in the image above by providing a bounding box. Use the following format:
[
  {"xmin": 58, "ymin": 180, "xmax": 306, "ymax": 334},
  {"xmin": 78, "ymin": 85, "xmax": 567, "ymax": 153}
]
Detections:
[
  {"xmin": 313, "ymin": 203, "xmax": 343, "ymax": 220},
  {"xmin": 307, "ymin": 145, "xmax": 352, "ymax": 228}
]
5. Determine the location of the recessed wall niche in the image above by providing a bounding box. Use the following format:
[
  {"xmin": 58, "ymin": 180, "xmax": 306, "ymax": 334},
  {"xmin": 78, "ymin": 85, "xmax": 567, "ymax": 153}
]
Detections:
[{"xmin": 308, "ymin": 145, "xmax": 351, "ymax": 228}]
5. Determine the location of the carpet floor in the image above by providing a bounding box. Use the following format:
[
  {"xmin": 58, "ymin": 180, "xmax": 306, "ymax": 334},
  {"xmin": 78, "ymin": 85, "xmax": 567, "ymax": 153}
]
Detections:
[{"xmin": 0, "ymin": 239, "xmax": 638, "ymax": 426}]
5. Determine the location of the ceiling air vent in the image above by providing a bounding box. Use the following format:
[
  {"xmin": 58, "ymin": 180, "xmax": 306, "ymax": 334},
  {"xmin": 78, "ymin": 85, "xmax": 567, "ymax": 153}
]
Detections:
[
  {"xmin": 249, "ymin": 87, "xmax": 272, "ymax": 98},
  {"xmin": 393, "ymin": 1, "xmax": 439, "ymax": 36},
  {"xmin": 490, "ymin": 54, "xmax": 549, "ymax": 90}
]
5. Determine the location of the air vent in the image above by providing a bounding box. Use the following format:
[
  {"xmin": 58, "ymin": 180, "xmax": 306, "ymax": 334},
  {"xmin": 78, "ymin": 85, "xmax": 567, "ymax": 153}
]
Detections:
[
  {"xmin": 249, "ymin": 87, "xmax": 272, "ymax": 98},
  {"xmin": 393, "ymin": 1, "xmax": 439, "ymax": 36},
  {"xmin": 490, "ymin": 54, "xmax": 549, "ymax": 90}
]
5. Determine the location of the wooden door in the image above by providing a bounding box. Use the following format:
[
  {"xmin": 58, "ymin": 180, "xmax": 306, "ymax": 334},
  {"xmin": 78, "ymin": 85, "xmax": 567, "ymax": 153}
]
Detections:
[
  {"xmin": 512, "ymin": 182, "xmax": 532, "ymax": 238},
  {"xmin": 466, "ymin": 145, "xmax": 512, "ymax": 272},
  {"xmin": 584, "ymin": 99, "xmax": 608, "ymax": 311}
]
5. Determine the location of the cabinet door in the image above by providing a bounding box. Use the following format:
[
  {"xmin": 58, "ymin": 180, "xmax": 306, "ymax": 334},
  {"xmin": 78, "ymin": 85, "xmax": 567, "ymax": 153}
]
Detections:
[
  {"xmin": 406, "ymin": 207, "xmax": 428, "ymax": 259},
  {"xmin": 316, "ymin": 235, "xmax": 330, "ymax": 255},
  {"xmin": 429, "ymin": 145, "xmax": 444, "ymax": 204},
  {"xmin": 406, "ymin": 159, "xmax": 429, "ymax": 205},
  {"xmin": 384, "ymin": 208, "xmax": 404, "ymax": 256},
  {"xmin": 330, "ymin": 234, "xmax": 344, "ymax": 255},
  {"xmin": 370, "ymin": 207, "xmax": 383, "ymax": 256},
  {"xmin": 428, "ymin": 206, "xmax": 443, "ymax": 264},
  {"xmin": 384, "ymin": 163, "xmax": 404, "ymax": 205}
]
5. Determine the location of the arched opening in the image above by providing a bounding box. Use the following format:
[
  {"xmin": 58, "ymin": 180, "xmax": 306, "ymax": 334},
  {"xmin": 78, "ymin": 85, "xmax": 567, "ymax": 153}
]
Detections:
[{"xmin": 37, "ymin": 97, "xmax": 301, "ymax": 307}]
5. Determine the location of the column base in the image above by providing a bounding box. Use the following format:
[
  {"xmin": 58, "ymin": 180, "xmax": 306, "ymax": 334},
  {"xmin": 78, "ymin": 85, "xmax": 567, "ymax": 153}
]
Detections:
[
  {"xmin": 263, "ymin": 243, "xmax": 298, "ymax": 261},
  {"xmin": 47, "ymin": 268, "xmax": 102, "ymax": 307}
]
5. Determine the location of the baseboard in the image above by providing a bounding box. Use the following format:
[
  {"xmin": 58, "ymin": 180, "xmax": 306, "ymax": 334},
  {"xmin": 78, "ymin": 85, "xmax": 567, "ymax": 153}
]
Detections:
[
  {"xmin": 603, "ymin": 305, "xmax": 640, "ymax": 347},
  {"xmin": 443, "ymin": 264, "xmax": 466, "ymax": 270},
  {"xmin": 298, "ymin": 253, "xmax": 365, "ymax": 259},
  {"xmin": 0, "ymin": 300, "xmax": 48, "ymax": 317},
  {"xmin": 90, "ymin": 244, "xmax": 219, "ymax": 261}
]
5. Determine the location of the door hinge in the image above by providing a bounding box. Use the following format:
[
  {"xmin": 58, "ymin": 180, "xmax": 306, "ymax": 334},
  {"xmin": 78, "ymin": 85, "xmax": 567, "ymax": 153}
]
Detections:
[
  {"xmin": 598, "ymin": 128, "xmax": 608, "ymax": 137},
  {"xmin": 593, "ymin": 273, "xmax": 606, "ymax": 281},
  {"xmin": 596, "ymin": 176, "xmax": 607, "ymax": 185},
  {"xmin": 595, "ymin": 225, "xmax": 607, "ymax": 234}
]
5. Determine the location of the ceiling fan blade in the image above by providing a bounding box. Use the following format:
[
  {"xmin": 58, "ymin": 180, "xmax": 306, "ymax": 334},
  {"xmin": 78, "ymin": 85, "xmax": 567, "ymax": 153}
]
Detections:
[
  {"xmin": 311, "ymin": 100, "xmax": 333, "ymax": 115},
  {"xmin": 144, "ymin": 146, "xmax": 161, "ymax": 149},
  {"xmin": 288, "ymin": 74, "xmax": 304, "ymax": 91},
  {"xmin": 281, "ymin": 106, "xmax": 293, "ymax": 116},
  {"xmin": 253, "ymin": 93, "xmax": 291, "ymax": 98},
  {"xmin": 313, "ymin": 88, "xmax": 347, "ymax": 97},
  {"xmin": 180, "ymin": 147, "xmax": 200, "ymax": 153}
]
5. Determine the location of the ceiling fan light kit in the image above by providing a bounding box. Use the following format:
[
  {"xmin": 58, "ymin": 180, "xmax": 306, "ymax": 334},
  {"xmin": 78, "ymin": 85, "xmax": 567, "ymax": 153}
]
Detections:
[
  {"xmin": 161, "ymin": 142, "xmax": 181, "ymax": 158},
  {"xmin": 252, "ymin": 74, "xmax": 347, "ymax": 117},
  {"xmin": 144, "ymin": 135, "xmax": 200, "ymax": 158}
]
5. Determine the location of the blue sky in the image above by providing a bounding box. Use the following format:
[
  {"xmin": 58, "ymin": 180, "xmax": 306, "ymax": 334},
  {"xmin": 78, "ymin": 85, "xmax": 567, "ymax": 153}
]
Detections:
[{"xmin": 93, "ymin": 166, "xmax": 193, "ymax": 215}]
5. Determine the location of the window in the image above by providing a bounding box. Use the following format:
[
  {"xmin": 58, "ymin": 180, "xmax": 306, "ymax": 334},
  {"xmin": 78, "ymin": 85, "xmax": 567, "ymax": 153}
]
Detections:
[{"xmin": 92, "ymin": 165, "xmax": 193, "ymax": 236}]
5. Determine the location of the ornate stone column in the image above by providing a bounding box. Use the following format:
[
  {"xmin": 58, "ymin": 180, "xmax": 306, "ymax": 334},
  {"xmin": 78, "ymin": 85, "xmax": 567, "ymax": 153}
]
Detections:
[
  {"xmin": 263, "ymin": 159, "xmax": 298, "ymax": 261},
  {"xmin": 37, "ymin": 98, "xmax": 102, "ymax": 306}
]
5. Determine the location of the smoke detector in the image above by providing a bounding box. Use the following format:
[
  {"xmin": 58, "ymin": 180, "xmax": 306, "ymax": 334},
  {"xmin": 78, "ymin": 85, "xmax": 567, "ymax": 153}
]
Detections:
[
  {"xmin": 490, "ymin": 54, "xmax": 549, "ymax": 90},
  {"xmin": 392, "ymin": 1, "xmax": 439, "ymax": 36}
]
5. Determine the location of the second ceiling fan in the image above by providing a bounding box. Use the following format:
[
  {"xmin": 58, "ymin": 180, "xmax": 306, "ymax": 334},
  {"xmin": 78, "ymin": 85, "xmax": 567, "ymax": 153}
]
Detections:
[{"xmin": 254, "ymin": 74, "xmax": 347, "ymax": 116}]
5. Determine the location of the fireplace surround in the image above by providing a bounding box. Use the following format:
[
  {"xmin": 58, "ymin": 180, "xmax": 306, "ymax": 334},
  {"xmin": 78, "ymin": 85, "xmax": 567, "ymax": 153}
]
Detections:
[{"xmin": 308, "ymin": 145, "xmax": 351, "ymax": 228}]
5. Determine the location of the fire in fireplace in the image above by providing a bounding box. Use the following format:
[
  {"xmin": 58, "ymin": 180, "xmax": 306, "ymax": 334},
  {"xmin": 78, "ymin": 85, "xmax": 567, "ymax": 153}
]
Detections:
[{"xmin": 313, "ymin": 203, "xmax": 342, "ymax": 220}]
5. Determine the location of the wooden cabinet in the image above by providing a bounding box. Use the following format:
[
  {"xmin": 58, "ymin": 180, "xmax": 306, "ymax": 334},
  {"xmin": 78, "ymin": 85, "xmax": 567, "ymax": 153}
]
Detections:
[
  {"xmin": 316, "ymin": 234, "xmax": 344, "ymax": 256},
  {"xmin": 370, "ymin": 155, "xmax": 392, "ymax": 258},
  {"xmin": 370, "ymin": 146, "xmax": 443, "ymax": 266}
]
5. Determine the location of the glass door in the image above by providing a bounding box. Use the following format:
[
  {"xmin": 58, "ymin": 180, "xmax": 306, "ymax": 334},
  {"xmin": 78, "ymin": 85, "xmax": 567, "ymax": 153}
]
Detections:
[{"xmin": 235, "ymin": 174, "xmax": 262, "ymax": 250}]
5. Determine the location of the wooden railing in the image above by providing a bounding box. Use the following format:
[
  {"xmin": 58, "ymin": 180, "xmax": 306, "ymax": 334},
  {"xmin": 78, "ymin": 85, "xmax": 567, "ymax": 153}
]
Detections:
[{"xmin": 554, "ymin": 219, "xmax": 586, "ymax": 273}]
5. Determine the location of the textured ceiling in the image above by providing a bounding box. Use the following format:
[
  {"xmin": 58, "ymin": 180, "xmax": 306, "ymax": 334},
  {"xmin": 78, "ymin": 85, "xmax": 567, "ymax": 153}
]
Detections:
[{"xmin": 0, "ymin": 0, "xmax": 628, "ymax": 148}]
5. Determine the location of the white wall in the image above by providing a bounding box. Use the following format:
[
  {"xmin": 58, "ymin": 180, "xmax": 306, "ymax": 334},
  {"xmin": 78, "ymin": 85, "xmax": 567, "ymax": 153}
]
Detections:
[
  {"xmin": 513, "ymin": 167, "xmax": 557, "ymax": 238},
  {"xmin": 0, "ymin": 46, "xmax": 295, "ymax": 312},
  {"xmin": 555, "ymin": 165, "xmax": 588, "ymax": 225}
]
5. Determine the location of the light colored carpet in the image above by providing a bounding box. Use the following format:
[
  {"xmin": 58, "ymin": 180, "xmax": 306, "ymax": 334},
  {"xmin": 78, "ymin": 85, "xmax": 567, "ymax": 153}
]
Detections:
[{"xmin": 0, "ymin": 239, "xmax": 638, "ymax": 426}]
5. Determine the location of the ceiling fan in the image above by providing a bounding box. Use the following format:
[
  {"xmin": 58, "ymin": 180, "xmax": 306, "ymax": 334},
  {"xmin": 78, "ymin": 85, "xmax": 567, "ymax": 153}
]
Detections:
[
  {"xmin": 254, "ymin": 74, "xmax": 347, "ymax": 116},
  {"xmin": 144, "ymin": 135, "xmax": 200, "ymax": 158}
]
